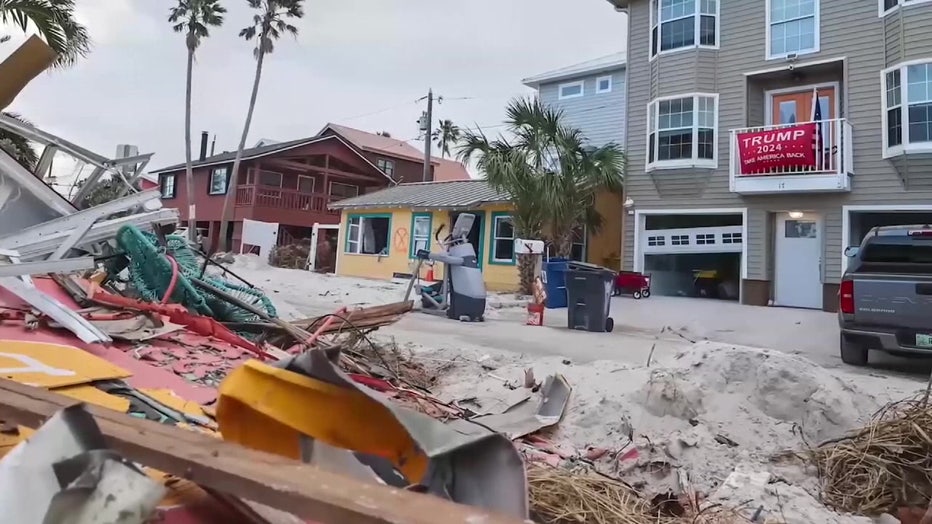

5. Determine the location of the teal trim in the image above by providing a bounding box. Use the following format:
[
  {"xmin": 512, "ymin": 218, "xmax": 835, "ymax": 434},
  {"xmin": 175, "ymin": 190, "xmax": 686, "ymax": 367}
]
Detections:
[
  {"xmin": 477, "ymin": 210, "xmax": 486, "ymax": 269},
  {"xmin": 489, "ymin": 211, "xmax": 516, "ymax": 266},
  {"xmin": 344, "ymin": 213, "xmax": 393, "ymax": 255},
  {"xmin": 409, "ymin": 213, "xmax": 433, "ymax": 258}
]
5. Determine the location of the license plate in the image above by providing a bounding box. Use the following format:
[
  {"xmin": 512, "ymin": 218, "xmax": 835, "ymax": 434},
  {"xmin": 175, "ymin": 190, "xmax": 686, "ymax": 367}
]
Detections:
[{"xmin": 917, "ymin": 334, "xmax": 932, "ymax": 348}]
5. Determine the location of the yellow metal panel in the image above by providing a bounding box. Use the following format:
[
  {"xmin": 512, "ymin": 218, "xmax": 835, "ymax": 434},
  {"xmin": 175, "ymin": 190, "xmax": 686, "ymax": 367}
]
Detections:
[
  {"xmin": 53, "ymin": 385, "xmax": 131, "ymax": 413},
  {"xmin": 217, "ymin": 360, "xmax": 428, "ymax": 482},
  {"xmin": 0, "ymin": 339, "xmax": 131, "ymax": 388},
  {"xmin": 138, "ymin": 388, "xmax": 206, "ymax": 418}
]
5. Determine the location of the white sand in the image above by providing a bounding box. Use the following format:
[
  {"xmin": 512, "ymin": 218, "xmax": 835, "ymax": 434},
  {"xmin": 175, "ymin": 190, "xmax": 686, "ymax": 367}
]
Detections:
[{"xmin": 225, "ymin": 255, "xmax": 921, "ymax": 523}]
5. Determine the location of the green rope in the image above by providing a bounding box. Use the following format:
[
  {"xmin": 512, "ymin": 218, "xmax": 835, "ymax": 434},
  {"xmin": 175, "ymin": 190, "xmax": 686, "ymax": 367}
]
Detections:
[{"xmin": 116, "ymin": 225, "xmax": 277, "ymax": 322}]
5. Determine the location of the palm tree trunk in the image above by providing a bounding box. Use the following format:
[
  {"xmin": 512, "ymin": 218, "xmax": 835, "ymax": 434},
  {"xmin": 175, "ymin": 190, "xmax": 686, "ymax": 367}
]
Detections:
[
  {"xmin": 517, "ymin": 254, "xmax": 535, "ymax": 295},
  {"xmin": 184, "ymin": 45, "xmax": 197, "ymax": 243},
  {"xmin": 219, "ymin": 47, "xmax": 267, "ymax": 252}
]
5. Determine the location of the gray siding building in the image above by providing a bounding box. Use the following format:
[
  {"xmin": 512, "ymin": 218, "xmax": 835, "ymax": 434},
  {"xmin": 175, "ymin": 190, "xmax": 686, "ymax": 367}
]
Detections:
[
  {"xmin": 522, "ymin": 52, "xmax": 627, "ymax": 149},
  {"xmin": 522, "ymin": 53, "xmax": 628, "ymax": 266},
  {"xmin": 605, "ymin": 0, "xmax": 932, "ymax": 312}
]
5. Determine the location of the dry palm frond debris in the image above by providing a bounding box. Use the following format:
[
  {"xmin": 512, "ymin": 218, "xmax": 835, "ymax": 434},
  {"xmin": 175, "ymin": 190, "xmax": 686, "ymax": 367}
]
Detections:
[
  {"xmin": 806, "ymin": 397, "xmax": 932, "ymax": 515},
  {"xmin": 527, "ymin": 464, "xmax": 744, "ymax": 524}
]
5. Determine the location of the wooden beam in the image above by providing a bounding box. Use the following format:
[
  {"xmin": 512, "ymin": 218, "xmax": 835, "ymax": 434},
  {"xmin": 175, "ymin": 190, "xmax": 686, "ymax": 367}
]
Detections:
[
  {"xmin": 0, "ymin": 378, "xmax": 524, "ymax": 524},
  {"xmin": 265, "ymin": 159, "xmax": 376, "ymax": 183}
]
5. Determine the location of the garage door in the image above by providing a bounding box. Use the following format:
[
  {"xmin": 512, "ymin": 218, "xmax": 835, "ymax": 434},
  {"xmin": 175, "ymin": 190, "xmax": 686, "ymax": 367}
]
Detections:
[{"xmin": 640, "ymin": 226, "xmax": 743, "ymax": 300}]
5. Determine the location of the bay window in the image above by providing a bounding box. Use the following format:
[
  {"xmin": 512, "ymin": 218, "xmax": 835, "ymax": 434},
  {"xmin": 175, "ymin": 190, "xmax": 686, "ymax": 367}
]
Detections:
[
  {"xmin": 880, "ymin": 0, "xmax": 932, "ymax": 16},
  {"xmin": 767, "ymin": 0, "xmax": 820, "ymax": 59},
  {"xmin": 883, "ymin": 60, "xmax": 932, "ymax": 156},
  {"xmin": 647, "ymin": 93, "xmax": 718, "ymax": 169},
  {"xmin": 650, "ymin": 0, "xmax": 718, "ymax": 58}
]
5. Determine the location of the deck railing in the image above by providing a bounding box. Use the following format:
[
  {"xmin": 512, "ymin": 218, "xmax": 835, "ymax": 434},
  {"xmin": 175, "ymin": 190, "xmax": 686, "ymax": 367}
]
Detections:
[{"xmin": 235, "ymin": 185, "xmax": 339, "ymax": 215}]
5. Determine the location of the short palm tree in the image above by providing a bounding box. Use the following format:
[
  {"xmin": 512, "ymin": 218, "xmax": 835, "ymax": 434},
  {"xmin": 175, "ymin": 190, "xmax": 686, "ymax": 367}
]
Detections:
[
  {"xmin": 432, "ymin": 119, "xmax": 461, "ymax": 158},
  {"xmin": 169, "ymin": 0, "xmax": 227, "ymax": 242},
  {"xmin": 459, "ymin": 98, "xmax": 624, "ymax": 293},
  {"xmin": 0, "ymin": 0, "xmax": 90, "ymax": 173},
  {"xmin": 219, "ymin": 0, "xmax": 305, "ymax": 251},
  {"xmin": 0, "ymin": 112, "xmax": 38, "ymax": 169}
]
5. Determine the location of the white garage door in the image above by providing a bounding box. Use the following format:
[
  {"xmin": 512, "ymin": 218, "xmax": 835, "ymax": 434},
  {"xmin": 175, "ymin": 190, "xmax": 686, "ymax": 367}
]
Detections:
[{"xmin": 641, "ymin": 225, "xmax": 744, "ymax": 256}]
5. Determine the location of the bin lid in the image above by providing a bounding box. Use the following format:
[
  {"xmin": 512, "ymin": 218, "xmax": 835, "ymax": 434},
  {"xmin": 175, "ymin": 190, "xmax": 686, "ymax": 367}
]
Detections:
[{"xmin": 567, "ymin": 261, "xmax": 614, "ymax": 274}]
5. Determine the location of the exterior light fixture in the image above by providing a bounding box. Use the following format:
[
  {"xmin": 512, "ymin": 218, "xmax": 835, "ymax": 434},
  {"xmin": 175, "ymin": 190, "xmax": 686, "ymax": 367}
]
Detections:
[{"xmin": 788, "ymin": 211, "xmax": 804, "ymax": 219}]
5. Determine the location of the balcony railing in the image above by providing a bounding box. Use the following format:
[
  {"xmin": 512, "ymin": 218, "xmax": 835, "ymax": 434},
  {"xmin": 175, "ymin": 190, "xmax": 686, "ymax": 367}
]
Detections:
[
  {"xmin": 729, "ymin": 118, "xmax": 853, "ymax": 195},
  {"xmin": 235, "ymin": 185, "xmax": 339, "ymax": 215}
]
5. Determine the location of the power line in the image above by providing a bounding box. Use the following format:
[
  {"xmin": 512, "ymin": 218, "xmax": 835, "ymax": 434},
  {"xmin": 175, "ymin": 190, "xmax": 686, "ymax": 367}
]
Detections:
[{"xmin": 339, "ymin": 99, "xmax": 420, "ymax": 122}]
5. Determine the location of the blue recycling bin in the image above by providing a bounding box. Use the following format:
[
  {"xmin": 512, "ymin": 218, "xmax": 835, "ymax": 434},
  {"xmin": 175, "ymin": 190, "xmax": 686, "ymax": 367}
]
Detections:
[{"xmin": 543, "ymin": 257, "xmax": 569, "ymax": 309}]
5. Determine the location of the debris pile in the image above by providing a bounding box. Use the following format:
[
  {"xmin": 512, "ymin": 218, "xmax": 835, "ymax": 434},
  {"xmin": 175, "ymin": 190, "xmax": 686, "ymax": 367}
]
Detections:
[
  {"xmin": 268, "ymin": 238, "xmax": 312, "ymax": 269},
  {"xmin": 805, "ymin": 396, "xmax": 932, "ymax": 516}
]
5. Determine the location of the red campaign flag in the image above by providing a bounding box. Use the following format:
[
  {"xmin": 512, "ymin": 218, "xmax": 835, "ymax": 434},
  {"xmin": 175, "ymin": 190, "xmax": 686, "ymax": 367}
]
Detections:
[{"xmin": 736, "ymin": 123, "xmax": 817, "ymax": 176}]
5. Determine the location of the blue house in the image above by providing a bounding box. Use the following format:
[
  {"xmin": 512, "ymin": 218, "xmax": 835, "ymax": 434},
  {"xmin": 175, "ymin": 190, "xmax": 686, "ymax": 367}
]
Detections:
[
  {"xmin": 521, "ymin": 52, "xmax": 628, "ymax": 268},
  {"xmin": 522, "ymin": 52, "xmax": 627, "ymax": 150}
]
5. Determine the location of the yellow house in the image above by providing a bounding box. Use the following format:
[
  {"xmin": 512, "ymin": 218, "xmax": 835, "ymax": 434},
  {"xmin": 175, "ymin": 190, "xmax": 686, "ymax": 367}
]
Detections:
[{"xmin": 329, "ymin": 180, "xmax": 624, "ymax": 292}]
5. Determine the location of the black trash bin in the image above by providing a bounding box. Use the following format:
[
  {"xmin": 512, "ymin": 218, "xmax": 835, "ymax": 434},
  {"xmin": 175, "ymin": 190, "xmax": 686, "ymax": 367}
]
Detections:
[{"xmin": 565, "ymin": 261, "xmax": 616, "ymax": 333}]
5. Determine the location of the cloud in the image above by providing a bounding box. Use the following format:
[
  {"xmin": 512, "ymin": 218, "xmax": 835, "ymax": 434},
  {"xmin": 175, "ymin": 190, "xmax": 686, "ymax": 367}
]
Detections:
[{"xmin": 2, "ymin": 0, "xmax": 628, "ymax": 170}]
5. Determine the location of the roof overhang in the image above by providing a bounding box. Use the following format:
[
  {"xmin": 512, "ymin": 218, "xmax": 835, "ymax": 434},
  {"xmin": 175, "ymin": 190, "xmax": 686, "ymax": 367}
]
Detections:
[
  {"xmin": 522, "ymin": 55, "xmax": 627, "ymax": 88},
  {"xmin": 605, "ymin": 0, "xmax": 629, "ymax": 10},
  {"xmin": 330, "ymin": 199, "xmax": 512, "ymax": 212}
]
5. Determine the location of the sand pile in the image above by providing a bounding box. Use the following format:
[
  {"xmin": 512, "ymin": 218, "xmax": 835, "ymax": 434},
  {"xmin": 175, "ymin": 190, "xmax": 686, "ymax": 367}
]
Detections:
[{"xmin": 426, "ymin": 341, "xmax": 906, "ymax": 503}]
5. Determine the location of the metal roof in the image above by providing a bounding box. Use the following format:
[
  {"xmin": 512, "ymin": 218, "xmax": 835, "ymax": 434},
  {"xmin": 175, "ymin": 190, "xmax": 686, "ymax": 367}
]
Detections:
[
  {"xmin": 522, "ymin": 52, "xmax": 627, "ymax": 88},
  {"xmin": 329, "ymin": 180, "xmax": 511, "ymax": 210}
]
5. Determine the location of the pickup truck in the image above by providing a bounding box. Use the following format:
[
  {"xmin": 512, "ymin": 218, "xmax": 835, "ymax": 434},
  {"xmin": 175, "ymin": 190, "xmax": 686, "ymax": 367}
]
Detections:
[{"xmin": 839, "ymin": 224, "xmax": 932, "ymax": 366}]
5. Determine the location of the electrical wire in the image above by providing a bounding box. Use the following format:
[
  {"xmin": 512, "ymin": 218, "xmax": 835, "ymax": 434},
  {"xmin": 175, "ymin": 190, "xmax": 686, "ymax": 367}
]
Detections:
[{"xmin": 339, "ymin": 98, "xmax": 421, "ymax": 122}]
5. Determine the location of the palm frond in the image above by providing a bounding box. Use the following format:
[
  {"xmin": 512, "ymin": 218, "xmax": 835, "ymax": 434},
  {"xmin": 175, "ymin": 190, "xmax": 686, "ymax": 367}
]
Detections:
[
  {"xmin": 0, "ymin": 0, "xmax": 90, "ymax": 68},
  {"xmin": 241, "ymin": 0, "xmax": 304, "ymax": 57},
  {"xmin": 0, "ymin": 112, "xmax": 38, "ymax": 170},
  {"xmin": 169, "ymin": 0, "xmax": 226, "ymax": 51}
]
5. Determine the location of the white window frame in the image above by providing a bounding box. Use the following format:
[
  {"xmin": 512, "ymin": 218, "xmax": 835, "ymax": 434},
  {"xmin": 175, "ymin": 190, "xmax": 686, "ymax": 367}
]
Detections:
[
  {"xmin": 879, "ymin": 0, "xmax": 932, "ymax": 16},
  {"xmin": 297, "ymin": 175, "xmax": 316, "ymax": 193},
  {"xmin": 596, "ymin": 76, "xmax": 613, "ymax": 94},
  {"xmin": 329, "ymin": 181, "xmax": 360, "ymax": 199},
  {"xmin": 646, "ymin": 92, "xmax": 719, "ymax": 171},
  {"xmin": 208, "ymin": 167, "xmax": 228, "ymax": 195},
  {"xmin": 881, "ymin": 59, "xmax": 932, "ymax": 158},
  {"xmin": 345, "ymin": 215, "xmax": 391, "ymax": 256},
  {"xmin": 160, "ymin": 174, "xmax": 176, "ymax": 199},
  {"xmin": 558, "ymin": 80, "xmax": 585, "ymax": 100},
  {"xmin": 376, "ymin": 158, "xmax": 395, "ymax": 177},
  {"xmin": 411, "ymin": 215, "xmax": 431, "ymax": 258},
  {"xmin": 765, "ymin": 0, "xmax": 821, "ymax": 60},
  {"xmin": 491, "ymin": 214, "xmax": 516, "ymax": 263},
  {"xmin": 649, "ymin": 0, "xmax": 720, "ymax": 60}
]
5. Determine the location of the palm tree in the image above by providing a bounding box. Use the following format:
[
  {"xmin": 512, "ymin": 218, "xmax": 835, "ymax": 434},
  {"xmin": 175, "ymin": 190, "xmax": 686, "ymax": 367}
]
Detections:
[
  {"xmin": 169, "ymin": 0, "xmax": 226, "ymax": 243},
  {"xmin": 0, "ymin": 0, "xmax": 90, "ymax": 68},
  {"xmin": 432, "ymin": 119, "xmax": 460, "ymax": 158},
  {"xmin": 0, "ymin": 112, "xmax": 38, "ymax": 169},
  {"xmin": 0, "ymin": 0, "xmax": 90, "ymax": 171},
  {"xmin": 218, "ymin": 0, "xmax": 304, "ymax": 251},
  {"xmin": 458, "ymin": 98, "xmax": 624, "ymax": 293}
]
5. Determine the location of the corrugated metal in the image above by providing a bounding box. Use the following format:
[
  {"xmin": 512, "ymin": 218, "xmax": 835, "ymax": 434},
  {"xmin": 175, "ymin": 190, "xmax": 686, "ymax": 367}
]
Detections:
[{"xmin": 329, "ymin": 180, "xmax": 511, "ymax": 210}]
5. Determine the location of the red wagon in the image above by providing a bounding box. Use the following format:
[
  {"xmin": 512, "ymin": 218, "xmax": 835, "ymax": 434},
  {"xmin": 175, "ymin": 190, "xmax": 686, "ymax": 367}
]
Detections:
[{"xmin": 613, "ymin": 271, "xmax": 652, "ymax": 299}]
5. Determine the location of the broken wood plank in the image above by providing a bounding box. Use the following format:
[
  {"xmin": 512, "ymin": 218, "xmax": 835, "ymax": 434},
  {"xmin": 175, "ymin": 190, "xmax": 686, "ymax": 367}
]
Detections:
[{"xmin": 0, "ymin": 378, "xmax": 525, "ymax": 524}]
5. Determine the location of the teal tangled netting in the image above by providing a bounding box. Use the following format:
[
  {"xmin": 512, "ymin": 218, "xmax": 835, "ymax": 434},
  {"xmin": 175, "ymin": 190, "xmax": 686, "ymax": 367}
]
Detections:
[{"xmin": 115, "ymin": 225, "xmax": 277, "ymax": 322}]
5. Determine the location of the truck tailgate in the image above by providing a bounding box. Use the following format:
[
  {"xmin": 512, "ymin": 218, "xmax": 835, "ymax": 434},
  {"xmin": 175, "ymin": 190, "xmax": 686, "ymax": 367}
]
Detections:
[{"xmin": 853, "ymin": 273, "xmax": 932, "ymax": 329}]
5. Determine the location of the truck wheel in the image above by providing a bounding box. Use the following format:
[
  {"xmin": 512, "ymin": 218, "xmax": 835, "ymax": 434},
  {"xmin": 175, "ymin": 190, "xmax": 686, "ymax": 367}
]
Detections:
[{"xmin": 840, "ymin": 335, "xmax": 869, "ymax": 366}]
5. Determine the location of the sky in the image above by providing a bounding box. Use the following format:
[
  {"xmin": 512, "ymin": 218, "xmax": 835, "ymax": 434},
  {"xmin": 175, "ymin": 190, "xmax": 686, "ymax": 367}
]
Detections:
[{"xmin": 2, "ymin": 0, "xmax": 627, "ymax": 173}]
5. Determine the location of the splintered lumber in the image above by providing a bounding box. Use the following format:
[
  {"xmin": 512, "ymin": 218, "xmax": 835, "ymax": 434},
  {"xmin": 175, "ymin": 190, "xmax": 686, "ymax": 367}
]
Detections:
[{"xmin": 0, "ymin": 378, "xmax": 524, "ymax": 524}]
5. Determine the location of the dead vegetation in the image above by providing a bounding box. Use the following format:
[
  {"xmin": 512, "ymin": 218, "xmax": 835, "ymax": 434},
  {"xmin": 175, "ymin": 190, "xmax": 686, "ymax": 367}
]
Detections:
[{"xmin": 806, "ymin": 396, "xmax": 932, "ymax": 515}]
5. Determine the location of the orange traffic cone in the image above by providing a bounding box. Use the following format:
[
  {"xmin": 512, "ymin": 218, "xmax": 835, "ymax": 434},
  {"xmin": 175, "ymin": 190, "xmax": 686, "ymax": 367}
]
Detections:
[{"xmin": 425, "ymin": 266, "xmax": 435, "ymax": 282}]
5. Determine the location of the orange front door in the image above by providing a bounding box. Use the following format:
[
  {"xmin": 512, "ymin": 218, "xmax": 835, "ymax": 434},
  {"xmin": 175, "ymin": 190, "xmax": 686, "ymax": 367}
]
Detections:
[
  {"xmin": 770, "ymin": 87, "xmax": 835, "ymax": 125},
  {"xmin": 770, "ymin": 87, "xmax": 837, "ymax": 172}
]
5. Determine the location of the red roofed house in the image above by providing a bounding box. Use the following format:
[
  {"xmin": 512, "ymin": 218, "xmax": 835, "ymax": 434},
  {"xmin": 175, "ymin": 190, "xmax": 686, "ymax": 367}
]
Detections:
[{"xmin": 148, "ymin": 125, "xmax": 470, "ymax": 263}]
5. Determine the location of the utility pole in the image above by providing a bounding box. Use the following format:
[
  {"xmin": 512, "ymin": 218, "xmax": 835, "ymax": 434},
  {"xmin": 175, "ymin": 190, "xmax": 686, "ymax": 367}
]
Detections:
[{"xmin": 422, "ymin": 89, "xmax": 433, "ymax": 182}]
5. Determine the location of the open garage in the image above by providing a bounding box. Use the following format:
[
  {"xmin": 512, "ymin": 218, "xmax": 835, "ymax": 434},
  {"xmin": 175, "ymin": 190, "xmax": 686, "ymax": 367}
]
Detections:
[
  {"xmin": 635, "ymin": 211, "xmax": 745, "ymax": 301},
  {"xmin": 843, "ymin": 206, "xmax": 932, "ymax": 273}
]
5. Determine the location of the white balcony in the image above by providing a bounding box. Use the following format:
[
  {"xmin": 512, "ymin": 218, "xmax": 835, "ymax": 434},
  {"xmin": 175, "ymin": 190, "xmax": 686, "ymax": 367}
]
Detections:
[{"xmin": 729, "ymin": 118, "xmax": 853, "ymax": 195}]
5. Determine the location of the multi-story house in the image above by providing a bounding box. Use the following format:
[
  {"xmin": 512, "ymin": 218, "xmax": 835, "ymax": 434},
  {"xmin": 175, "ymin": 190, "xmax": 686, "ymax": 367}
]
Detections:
[
  {"xmin": 522, "ymin": 53, "xmax": 628, "ymax": 268},
  {"xmin": 605, "ymin": 0, "xmax": 932, "ymax": 311},
  {"xmin": 150, "ymin": 124, "xmax": 470, "ymax": 253}
]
